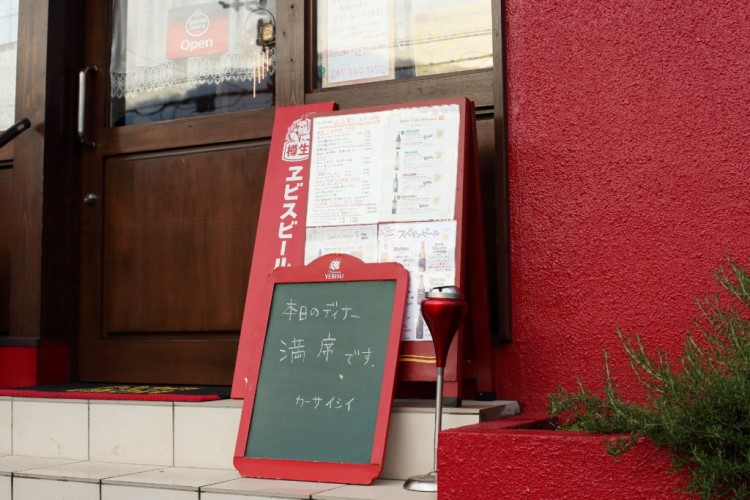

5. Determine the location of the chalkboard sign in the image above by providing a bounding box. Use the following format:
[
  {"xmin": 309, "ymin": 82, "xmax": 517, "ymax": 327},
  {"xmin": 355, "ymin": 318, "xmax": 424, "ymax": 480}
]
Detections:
[{"xmin": 234, "ymin": 254, "xmax": 408, "ymax": 484}]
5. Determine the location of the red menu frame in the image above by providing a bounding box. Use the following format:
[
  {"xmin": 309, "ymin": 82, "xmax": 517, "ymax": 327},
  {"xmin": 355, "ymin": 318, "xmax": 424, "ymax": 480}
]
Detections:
[{"xmin": 231, "ymin": 98, "xmax": 493, "ymax": 402}]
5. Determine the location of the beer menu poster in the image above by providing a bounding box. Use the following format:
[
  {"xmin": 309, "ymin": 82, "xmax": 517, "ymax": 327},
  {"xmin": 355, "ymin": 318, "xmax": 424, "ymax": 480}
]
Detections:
[
  {"xmin": 307, "ymin": 105, "xmax": 460, "ymax": 226},
  {"xmin": 304, "ymin": 104, "xmax": 462, "ymax": 341}
]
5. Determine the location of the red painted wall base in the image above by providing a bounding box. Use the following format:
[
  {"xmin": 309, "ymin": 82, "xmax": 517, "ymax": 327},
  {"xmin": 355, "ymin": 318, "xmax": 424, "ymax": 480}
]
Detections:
[
  {"xmin": 439, "ymin": 415, "xmax": 689, "ymax": 500},
  {"xmin": 0, "ymin": 342, "xmax": 69, "ymax": 388},
  {"xmin": 0, "ymin": 347, "xmax": 38, "ymax": 388}
]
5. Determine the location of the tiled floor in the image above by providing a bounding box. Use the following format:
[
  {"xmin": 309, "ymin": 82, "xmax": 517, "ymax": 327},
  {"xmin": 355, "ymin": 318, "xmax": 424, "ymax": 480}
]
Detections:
[
  {"xmin": 1, "ymin": 457, "xmax": 435, "ymax": 500},
  {"xmin": 0, "ymin": 396, "xmax": 518, "ymax": 499}
]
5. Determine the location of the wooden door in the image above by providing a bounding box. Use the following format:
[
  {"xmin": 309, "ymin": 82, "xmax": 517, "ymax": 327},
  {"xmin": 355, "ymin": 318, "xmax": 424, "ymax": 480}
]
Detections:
[
  {"xmin": 78, "ymin": 0, "xmax": 294, "ymax": 384},
  {"xmin": 77, "ymin": 0, "xmax": 506, "ymax": 386}
]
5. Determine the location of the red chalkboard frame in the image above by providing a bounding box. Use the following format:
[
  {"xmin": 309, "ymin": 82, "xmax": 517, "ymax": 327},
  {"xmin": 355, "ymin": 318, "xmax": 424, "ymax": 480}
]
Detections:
[{"xmin": 233, "ymin": 253, "xmax": 409, "ymax": 484}]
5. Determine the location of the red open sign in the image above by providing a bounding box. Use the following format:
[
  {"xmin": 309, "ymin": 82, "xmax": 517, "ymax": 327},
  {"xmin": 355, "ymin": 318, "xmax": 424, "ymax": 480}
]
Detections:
[{"xmin": 166, "ymin": 3, "xmax": 228, "ymax": 59}]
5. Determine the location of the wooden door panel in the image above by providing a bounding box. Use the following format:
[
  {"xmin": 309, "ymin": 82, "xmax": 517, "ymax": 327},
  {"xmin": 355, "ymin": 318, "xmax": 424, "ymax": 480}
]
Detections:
[
  {"xmin": 0, "ymin": 167, "xmax": 10, "ymax": 333},
  {"xmin": 83, "ymin": 337, "xmax": 241, "ymax": 385},
  {"xmin": 80, "ymin": 142, "xmax": 268, "ymax": 384},
  {"xmin": 79, "ymin": 0, "xmax": 284, "ymax": 384},
  {"xmin": 104, "ymin": 144, "xmax": 266, "ymax": 334}
]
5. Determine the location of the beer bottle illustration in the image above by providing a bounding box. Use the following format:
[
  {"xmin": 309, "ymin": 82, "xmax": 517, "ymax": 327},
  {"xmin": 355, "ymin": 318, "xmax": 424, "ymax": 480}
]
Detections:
[
  {"xmin": 415, "ymin": 274, "xmax": 425, "ymax": 339},
  {"xmin": 394, "ymin": 150, "xmax": 400, "ymax": 170},
  {"xmin": 418, "ymin": 241, "xmax": 426, "ymax": 272},
  {"xmin": 392, "ymin": 195, "xmax": 397, "ymax": 214},
  {"xmin": 393, "ymin": 172, "xmax": 399, "ymax": 193}
]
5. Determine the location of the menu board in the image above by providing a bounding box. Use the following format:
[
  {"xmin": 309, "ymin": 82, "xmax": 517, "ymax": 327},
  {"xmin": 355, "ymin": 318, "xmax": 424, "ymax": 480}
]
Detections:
[
  {"xmin": 233, "ymin": 97, "xmax": 495, "ymax": 402},
  {"xmin": 305, "ymin": 103, "xmax": 463, "ymax": 342}
]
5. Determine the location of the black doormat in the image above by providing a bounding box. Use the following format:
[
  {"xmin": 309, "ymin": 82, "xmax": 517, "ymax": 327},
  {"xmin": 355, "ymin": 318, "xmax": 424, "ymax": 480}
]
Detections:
[{"xmin": 0, "ymin": 382, "xmax": 231, "ymax": 402}]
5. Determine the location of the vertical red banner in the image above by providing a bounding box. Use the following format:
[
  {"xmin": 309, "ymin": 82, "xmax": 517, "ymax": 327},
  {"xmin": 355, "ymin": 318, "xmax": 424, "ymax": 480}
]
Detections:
[{"xmin": 232, "ymin": 102, "xmax": 336, "ymax": 398}]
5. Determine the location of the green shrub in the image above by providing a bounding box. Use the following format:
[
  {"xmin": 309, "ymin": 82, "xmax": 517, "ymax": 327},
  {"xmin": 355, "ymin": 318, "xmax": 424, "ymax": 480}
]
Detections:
[{"xmin": 548, "ymin": 257, "xmax": 750, "ymax": 499}]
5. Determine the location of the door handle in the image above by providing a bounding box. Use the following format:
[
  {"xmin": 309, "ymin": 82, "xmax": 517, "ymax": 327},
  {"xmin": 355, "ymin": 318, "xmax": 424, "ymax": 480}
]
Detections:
[{"xmin": 77, "ymin": 66, "xmax": 98, "ymax": 149}]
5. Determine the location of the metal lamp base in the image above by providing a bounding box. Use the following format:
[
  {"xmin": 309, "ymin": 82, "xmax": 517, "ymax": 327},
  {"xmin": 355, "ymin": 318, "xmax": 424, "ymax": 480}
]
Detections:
[{"xmin": 403, "ymin": 470, "xmax": 437, "ymax": 492}]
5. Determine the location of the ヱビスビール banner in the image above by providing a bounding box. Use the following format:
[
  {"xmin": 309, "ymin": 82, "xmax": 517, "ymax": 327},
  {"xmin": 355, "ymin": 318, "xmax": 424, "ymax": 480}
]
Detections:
[{"xmin": 231, "ymin": 102, "xmax": 336, "ymax": 398}]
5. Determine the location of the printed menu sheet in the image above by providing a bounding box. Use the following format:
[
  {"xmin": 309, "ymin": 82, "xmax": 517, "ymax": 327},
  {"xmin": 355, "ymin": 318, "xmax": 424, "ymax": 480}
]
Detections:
[
  {"xmin": 307, "ymin": 112, "xmax": 387, "ymax": 226},
  {"xmin": 305, "ymin": 225, "xmax": 379, "ymax": 265},
  {"xmin": 377, "ymin": 221, "xmax": 456, "ymax": 342},
  {"xmin": 305, "ymin": 103, "xmax": 462, "ymax": 342},
  {"xmin": 307, "ymin": 104, "xmax": 461, "ymax": 227},
  {"xmin": 303, "ymin": 220, "xmax": 457, "ymax": 343}
]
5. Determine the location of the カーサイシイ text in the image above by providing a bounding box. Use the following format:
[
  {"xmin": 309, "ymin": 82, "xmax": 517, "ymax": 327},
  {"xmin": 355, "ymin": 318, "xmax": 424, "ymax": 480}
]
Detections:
[{"xmin": 295, "ymin": 394, "xmax": 356, "ymax": 412}]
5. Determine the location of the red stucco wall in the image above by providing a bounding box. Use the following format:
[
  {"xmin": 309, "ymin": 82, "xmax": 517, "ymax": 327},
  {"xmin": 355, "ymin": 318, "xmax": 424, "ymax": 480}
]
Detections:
[{"xmin": 494, "ymin": 0, "xmax": 750, "ymax": 411}]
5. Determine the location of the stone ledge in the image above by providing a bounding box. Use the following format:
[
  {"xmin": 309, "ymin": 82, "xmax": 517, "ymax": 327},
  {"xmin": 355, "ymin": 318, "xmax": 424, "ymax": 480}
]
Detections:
[{"xmin": 439, "ymin": 413, "xmax": 690, "ymax": 499}]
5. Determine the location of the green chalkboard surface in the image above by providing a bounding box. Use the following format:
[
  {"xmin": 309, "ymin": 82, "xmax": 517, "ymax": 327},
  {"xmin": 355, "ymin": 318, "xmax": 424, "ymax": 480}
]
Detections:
[
  {"xmin": 234, "ymin": 254, "xmax": 409, "ymax": 484},
  {"xmin": 247, "ymin": 279, "xmax": 395, "ymax": 463}
]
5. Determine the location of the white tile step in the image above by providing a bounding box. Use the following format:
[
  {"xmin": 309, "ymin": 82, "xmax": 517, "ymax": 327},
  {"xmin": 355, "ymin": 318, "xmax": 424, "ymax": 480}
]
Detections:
[
  {"xmin": 1, "ymin": 457, "xmax": 432, "ymax": 499},
  {"xmin": 0, "ymin": 397, "xmax": 519, "ymax": 499}
]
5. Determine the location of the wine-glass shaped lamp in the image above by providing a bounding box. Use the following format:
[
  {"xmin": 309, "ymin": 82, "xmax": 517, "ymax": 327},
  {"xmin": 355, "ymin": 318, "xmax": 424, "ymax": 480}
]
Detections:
[{"xmin": 404, "ymin": 286, "xmax": 467, "ymax": 492}]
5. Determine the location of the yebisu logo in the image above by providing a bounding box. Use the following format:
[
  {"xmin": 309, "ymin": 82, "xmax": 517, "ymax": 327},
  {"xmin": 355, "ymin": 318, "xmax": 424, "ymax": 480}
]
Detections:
[
  {"xmin": 325, "ymin": 259, "xmax": 344, "ymax": 280},
  {"xmin": 185, "ymin": 10, "xmax": 210, "ymax": 37}
]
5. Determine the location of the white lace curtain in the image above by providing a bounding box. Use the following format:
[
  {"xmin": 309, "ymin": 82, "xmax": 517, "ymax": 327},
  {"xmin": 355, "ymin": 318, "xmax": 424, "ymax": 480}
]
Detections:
[{"xmin": 110, "ymin": 0, "xmax": 276, "ymax": 99}]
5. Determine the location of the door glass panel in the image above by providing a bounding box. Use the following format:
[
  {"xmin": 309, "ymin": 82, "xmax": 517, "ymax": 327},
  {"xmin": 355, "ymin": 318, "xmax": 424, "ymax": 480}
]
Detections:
[
  {"xmin": 0, "ymin": 0, "xmax": 18, "ymax": 130},
  {"xmin": 110, "ymin": 0, "xmax": 276, "ymax": 126},
  {"xmin": 315, "ymin": 0, "xmax": 492, "ymax": 89}
]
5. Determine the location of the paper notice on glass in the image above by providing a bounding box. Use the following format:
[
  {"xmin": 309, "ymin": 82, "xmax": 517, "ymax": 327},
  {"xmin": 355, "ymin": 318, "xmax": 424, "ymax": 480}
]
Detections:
[
  {"xmin": 381, "ymin": 105, "xmax": 461, "ymax": 223},
  {"xmin": 307, "ymin": 112, "xmax": 388, "ymax": 227},
  {"xmin": 323, "ymin": 0, "xmax": 393, "ymax": 87},
  {"xmin": 378, "ymin": 220, "xmax": 457, "ymax": 341},
  {"xmin": 0, "ymin": 1, "xmax": 18, "ymax": 46},
  {"xmin": 304, "ymin": 225, "xmax": 379, "ymax": 264},
  {"xmin": 411, "ymin": 2, "xmax": 493, "ymax": 77}
]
